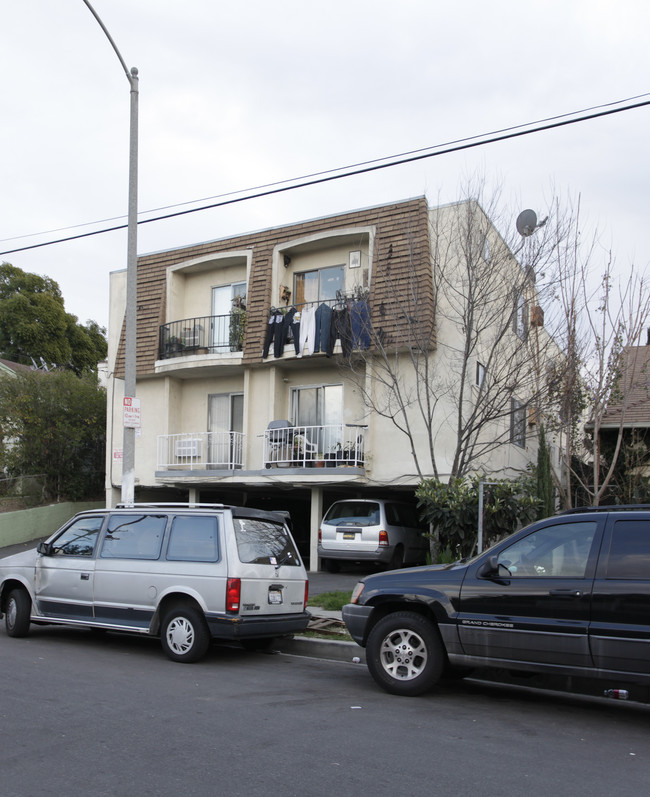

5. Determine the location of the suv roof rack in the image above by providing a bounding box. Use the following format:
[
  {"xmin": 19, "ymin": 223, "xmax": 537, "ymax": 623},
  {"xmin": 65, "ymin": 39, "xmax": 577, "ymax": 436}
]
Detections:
[
  {"xmin": 560, "ymin": 505, "xmax": 650, "ymax": 515},
  {"xmin": 115, "ymin": 502, "xmax": 226, "ymax": 509}
]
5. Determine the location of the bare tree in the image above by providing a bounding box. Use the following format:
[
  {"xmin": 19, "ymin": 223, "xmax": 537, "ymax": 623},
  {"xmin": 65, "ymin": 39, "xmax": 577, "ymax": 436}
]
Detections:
[
  {"xmin": 543, "ymin": 195, "xmax": 650, "ymax": 506},
  {"xmin": 345, "ymin": 180, "xmax": 561, "ymax": 481}
]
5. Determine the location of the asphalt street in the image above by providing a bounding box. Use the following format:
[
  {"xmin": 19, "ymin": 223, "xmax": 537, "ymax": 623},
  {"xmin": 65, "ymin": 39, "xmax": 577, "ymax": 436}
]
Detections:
[{"xmin": 1, "ymin": 622, "xmax": 649, "ymax": 797}]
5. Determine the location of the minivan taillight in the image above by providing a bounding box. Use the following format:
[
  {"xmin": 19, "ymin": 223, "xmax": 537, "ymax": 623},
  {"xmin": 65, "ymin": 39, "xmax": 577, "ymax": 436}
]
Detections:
[
  {"xmin": 226, "ymin": 578, "xmax": 241, "ymax": 613},
  {"xmin": 378, "ymin": 530, "xmax": 389, "ymax": 547},
  {"xmin": 304, "ymin": 580, "xmax": 309, "ymax": 608}
]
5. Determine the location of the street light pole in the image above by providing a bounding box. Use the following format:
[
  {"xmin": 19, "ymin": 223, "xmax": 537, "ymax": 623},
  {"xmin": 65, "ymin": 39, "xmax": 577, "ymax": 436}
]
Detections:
[{"xmin": 81, "ymin": 1, "xmax": 138, "ymax": 504}]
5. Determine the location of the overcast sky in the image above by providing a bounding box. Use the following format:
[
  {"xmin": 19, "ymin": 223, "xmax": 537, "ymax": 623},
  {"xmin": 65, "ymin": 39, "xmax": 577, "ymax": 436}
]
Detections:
[{"xmin": 2, "ymin": 1, "xmax": 649, "ymax": 331}]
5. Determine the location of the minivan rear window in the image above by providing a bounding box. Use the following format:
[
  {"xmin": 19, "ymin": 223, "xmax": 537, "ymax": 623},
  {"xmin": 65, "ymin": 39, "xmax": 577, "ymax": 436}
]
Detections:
[
  {"xmin": 324, "ymin": 502, "xmax": 380, "ymax": 526},
  {"xmin": 233, "ymin": 518, "xmax": 301, "ymax": 566}
]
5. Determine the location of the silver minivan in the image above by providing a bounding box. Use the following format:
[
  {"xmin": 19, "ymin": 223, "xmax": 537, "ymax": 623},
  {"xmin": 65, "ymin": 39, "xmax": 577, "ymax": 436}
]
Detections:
[
  {"xmin": 318, "ymin": 499, "xmax": 428, "ymax": 571},
  {"xmin": 0, "ymin": 503, "xmax": 309, "ymax": 662}
]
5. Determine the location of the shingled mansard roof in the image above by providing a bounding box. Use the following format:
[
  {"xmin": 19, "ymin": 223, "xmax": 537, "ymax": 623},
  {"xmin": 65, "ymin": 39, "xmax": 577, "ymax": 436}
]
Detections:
[{"xmin": 598, "ymin": 343, "xmax": 650, "ymax": 429}]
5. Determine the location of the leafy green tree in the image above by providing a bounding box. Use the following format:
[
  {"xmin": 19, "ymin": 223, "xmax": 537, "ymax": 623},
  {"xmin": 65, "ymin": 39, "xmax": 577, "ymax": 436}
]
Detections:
[
  {"xmin": 0, "ymin": 262, "xmax": 107, "ymax": 374},
  {"xmin": 0, "ymin": 369, "xmax": 106, "ymax": 501},
  {"xmin": 416, "ymin": 474, "xmax": 540, "ymax": 560}
]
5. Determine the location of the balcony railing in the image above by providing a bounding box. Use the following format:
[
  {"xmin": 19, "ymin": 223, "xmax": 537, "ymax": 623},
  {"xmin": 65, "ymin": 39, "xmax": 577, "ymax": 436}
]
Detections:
[
  {"xmin": 262, "ymin": 424, "xmax": 366, "ymax": 469},
  {"xmin": 156, "ymin": 425, "xmax": 366, "ymax": 472},
  {"xmin": 159, "ymin": 312, "xmax": 246, "ymax": 360},
  {"xmin": 157, "ymin": 432, "xmax": 245, "ymax": 470}
]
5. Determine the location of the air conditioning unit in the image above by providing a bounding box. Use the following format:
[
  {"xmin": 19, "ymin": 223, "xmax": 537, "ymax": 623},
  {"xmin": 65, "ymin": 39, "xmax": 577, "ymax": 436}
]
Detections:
[{"xmin": 174, "ymin": 438, "xmax": 203, "ymax": 458}]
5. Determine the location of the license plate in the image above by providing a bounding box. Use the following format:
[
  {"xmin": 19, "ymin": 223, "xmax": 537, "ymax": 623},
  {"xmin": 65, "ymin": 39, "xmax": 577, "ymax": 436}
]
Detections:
[
  {"xmin": 343, "ymin": 532, "xmax": 356, "ymax": 540},
  {"xmin": 268, "ymin": 589, "xmax": 283, "ymax": 605}
]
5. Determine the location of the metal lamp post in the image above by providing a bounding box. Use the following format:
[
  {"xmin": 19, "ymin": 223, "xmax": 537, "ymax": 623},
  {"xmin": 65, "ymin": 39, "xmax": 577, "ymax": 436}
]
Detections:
[{"xmin": 82, "ymin": 1, "xmax": 138, "ymax": 504}]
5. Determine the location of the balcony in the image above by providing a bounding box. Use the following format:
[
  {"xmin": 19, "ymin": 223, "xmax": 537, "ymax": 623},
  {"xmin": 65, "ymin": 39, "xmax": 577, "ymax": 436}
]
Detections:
[
  {"xmin": 156, "ymin": 424, "xmax": 366, "ymax": 473},
  {"xmin": 262, "ymin": 423, "xmax": 366, "ymax": 469},
  {"xmin": 159, "ymin": 312, "xmax": 246, "ymax": 360},
  {"xmin": 157, "ymin": 432, "xmax": 245, "ymax": 470}
]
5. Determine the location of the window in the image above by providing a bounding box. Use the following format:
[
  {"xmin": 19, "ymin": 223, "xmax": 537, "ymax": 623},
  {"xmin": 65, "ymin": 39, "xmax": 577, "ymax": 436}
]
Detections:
[
  {"xmin": 233, "ymin": 518, "xmax": 300, "ymax": 566},
  {"xmin": 208, "ymin": 393, "xmax": 244, "ymax": 468},
  {"xmin": 51, "ymin": 517, "xmax": 104, "ymax": 557},
  {"xmin": 100, "ymin": 515, "xmax": 166, "ymax": 560},
  {"xmin": 166, "ymin": 516, "xmax": 219, "ymax": 562},
  {"xmin": 211, "ymin": 282, "xmax": 247, "ymax": 350},
  {"xmin": 497, "ymin": 521, "xmax": 597, "ymax": 578},
  {"xmin": 294, "ymin": 265, "xmax": 344, "ymax": 305},
  {"xmin": 510, "ymin": 398, "xmax": 526, "ymax": 448},
  {"xmin": 476, "ymin": 362, "xmax": 485, "ymax": 388},
  {"xmin": 514, "ymin": 292, "xmax": 527, "ymax": 339},
  {"xmin": 291, "ymin": 384, "xmax": 343, "ymax": 452},
  {"xmin": 606, "ymin": 520, "xmax": 650, "ymax": 579}
]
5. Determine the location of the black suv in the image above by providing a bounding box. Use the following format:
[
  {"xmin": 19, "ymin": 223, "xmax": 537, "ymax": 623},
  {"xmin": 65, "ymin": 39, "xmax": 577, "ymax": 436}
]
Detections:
[{"xmin": 343, "ymin": 507, "xmax": 650, "ymax": 696}]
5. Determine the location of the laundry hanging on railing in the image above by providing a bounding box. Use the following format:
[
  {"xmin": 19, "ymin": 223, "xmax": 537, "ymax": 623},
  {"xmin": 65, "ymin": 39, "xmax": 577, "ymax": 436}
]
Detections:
[{"xmin": 262, "ymin": 298, "xmax": 370, "ymax": 359}]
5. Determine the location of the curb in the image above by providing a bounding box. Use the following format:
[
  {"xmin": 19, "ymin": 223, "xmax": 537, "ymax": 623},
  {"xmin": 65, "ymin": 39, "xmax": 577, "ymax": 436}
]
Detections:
[{"xmin": 274, "ymin": 635, "xmax": 365, "ymax": 664}]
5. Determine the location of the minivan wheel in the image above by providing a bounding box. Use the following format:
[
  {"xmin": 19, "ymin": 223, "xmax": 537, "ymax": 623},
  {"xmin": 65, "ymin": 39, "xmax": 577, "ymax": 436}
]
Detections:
[
  {"xmin": 366, "ymin": 611, "xmax": 444, "ymax": 696},
  {"xmin": 160, "ymin": 606, "xmax": 211, "ymax": 663},
  {"xmin": 323, "ymin": 559, "xmax": 340, "ymax": 573},
  {"xmin": 5, "ymin": 588, "xmax": 31, "ymax": 638}
]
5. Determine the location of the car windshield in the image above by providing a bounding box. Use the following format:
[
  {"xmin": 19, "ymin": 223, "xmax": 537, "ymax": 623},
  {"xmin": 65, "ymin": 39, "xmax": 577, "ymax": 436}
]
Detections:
[
  {"xmin": 233, "ymin": 518, "xmax": 301, "ymax": 566},
  {"xmin": 324, "ymin": 502, "xmax": 380, "ymax": 527}
]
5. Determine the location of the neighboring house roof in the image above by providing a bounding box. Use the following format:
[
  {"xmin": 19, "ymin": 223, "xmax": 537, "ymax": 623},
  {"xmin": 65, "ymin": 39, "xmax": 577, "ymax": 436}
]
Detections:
[
  {"xmin": 598, "ymin": 344, "xmax": 650, "ymax": 429},
  {"xmin": 0, "ymin": 358, "xmax": 33, "ymax": 377}
]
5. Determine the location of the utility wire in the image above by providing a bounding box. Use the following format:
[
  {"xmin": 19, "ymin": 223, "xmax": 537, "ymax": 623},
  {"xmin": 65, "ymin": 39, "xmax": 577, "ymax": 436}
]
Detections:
[{"xmin": 1, "ymin": 94, "xmax": 649, "ymax": 256}]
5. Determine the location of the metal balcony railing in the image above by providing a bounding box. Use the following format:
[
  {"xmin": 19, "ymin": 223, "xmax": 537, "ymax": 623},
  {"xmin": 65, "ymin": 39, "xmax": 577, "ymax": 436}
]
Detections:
[
  {"xmin": 157, "ymin": 432, "xmax": 245, "ymax": 470},
  {"xmin": 262, "ymin": 423, "xmax": 366, "ymax": 469},
  {"xmin": 156, "ymin": 425, "xmax": 366, "ymax": 472},
  {"xmin": 159, "ymin": 312, "xmax": 246, "ymax": 360}
]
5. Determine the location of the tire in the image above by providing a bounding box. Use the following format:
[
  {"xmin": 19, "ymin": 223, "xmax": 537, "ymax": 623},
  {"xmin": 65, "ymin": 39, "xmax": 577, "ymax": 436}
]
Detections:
[
  {"xmin": 160, "ymin": 605, "xmax": 211, "ymax": 663},
  {"xmin": 323, "ymin": 559, "xmax": 341, "ymax": 573},
  {"xmin": 365, "ymin": 611, "xmax": 444, "ymax": 696},
  {"xmin": 5, "ymin": 588, "xmax": 31, "ymax": 638}
]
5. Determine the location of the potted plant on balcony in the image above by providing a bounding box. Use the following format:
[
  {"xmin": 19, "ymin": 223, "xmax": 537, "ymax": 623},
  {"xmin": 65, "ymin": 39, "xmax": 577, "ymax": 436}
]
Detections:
[{"xmin": 229, "ymin": 295, "xmax": 247, "ymax": 352}]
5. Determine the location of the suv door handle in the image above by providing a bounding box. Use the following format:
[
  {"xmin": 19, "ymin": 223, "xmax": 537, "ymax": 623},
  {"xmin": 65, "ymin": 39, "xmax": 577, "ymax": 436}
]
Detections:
[
  {"xmin": 80, "ymin": 573, "xmax": 90, "ymax": 581},
  {"xmin": 549, "ymin": 589, "xmax": 581, "ymax": 597}
]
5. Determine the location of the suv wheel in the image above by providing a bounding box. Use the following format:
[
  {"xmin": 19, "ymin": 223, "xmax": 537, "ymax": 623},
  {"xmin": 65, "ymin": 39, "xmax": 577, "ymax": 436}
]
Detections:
[
  {"xmin": 160, "ymin": 606, "xmax": 211, "ymax": 663},
  {"xmin": 5, "ymin": 588, "xmax": 31, "ymax": 638},
  {"xmin": 366, "ymin": 611, "xmax": 444, "ymax": 696}
]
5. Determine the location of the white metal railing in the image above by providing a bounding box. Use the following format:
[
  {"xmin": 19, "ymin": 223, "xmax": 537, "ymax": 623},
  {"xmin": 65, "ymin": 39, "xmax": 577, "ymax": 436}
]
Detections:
[
  {"xmin": 262, "ymin": 424, "xmax": 366, "ymax": 468},
  {"xmin": 157, "ymin": 425, "xmax": 366, "ymax": 471},
  {"xmin": 158, "ymin": 432, "xmax": 245, "ymax": 470}
]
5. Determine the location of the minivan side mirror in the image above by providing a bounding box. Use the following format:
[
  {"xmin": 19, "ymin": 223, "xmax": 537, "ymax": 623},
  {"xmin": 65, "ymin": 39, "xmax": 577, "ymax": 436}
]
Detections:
[{"xmin": 37, "ymin": 542, "xmax": 52, "ymax": 556}]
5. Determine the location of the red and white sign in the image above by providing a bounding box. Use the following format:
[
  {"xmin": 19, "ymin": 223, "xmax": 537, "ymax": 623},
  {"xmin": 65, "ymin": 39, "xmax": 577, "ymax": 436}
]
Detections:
[{"xmin": 123, "ymin": 396, "xmax": 141, "ymax": 428}]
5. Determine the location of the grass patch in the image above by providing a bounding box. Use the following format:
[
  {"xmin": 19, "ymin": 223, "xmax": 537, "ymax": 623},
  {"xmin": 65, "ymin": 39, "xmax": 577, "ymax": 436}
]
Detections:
[
  {"xmin": 299, "ymin": 629, "xmax": 354, "ymax": 642},
  {"xmin": 307, "ymin": 590, "xmax": 352, "ymax": 611}
]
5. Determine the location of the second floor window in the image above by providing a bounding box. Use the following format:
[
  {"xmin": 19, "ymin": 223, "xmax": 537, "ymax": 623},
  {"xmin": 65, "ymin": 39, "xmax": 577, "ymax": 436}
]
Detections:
[
  {"xmin": 294, "ymin": 265, "xmax": 344, "ymax": 305},
  {"xmin": 510, "ymin": 398, "xmax": 526, "ymax": 448}
]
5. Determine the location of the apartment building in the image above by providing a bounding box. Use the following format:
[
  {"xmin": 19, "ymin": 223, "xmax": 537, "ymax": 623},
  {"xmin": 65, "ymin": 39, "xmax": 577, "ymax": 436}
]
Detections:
[{"xmin": 106, "ymin": 196, "xmax": 552, "ymax": 569}]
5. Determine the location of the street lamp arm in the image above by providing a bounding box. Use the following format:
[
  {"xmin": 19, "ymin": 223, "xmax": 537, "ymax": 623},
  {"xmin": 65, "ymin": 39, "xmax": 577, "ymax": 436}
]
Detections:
[{"xmin": 81, "ymin": 0, "xmax": 136, "ymax": 86}]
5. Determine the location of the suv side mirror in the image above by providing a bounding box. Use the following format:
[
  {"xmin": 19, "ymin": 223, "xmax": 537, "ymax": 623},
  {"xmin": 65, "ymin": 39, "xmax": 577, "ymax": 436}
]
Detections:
[
  {"xmin": 479, "ymin": 555, "xmax": 512, "ymax": 580},
  {"xmin": 37, "ymin": 542, "xmax": 52, "ymax": 556},
  {"xmin": 478, "ymin": 554, "xmax": 499, "ymax": 578}
]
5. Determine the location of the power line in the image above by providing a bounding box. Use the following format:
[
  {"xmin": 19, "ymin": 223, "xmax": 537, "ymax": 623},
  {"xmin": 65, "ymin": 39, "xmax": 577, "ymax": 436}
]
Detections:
[{"xmin": 2, "ymin": 94, "xmax": 649, "ymax": 256}]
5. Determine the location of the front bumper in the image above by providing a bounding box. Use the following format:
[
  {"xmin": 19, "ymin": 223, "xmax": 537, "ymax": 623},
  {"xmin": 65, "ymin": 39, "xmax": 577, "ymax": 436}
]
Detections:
[{"xmin": 342, "ymin": 603, "xmax": 374, "ymax": 646}]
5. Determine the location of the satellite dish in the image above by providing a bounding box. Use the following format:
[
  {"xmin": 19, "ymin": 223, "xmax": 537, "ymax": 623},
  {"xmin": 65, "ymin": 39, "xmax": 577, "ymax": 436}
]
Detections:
[{"xmin": 516, "ymin": 209, "xmax": 538, "ymax": 237}]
